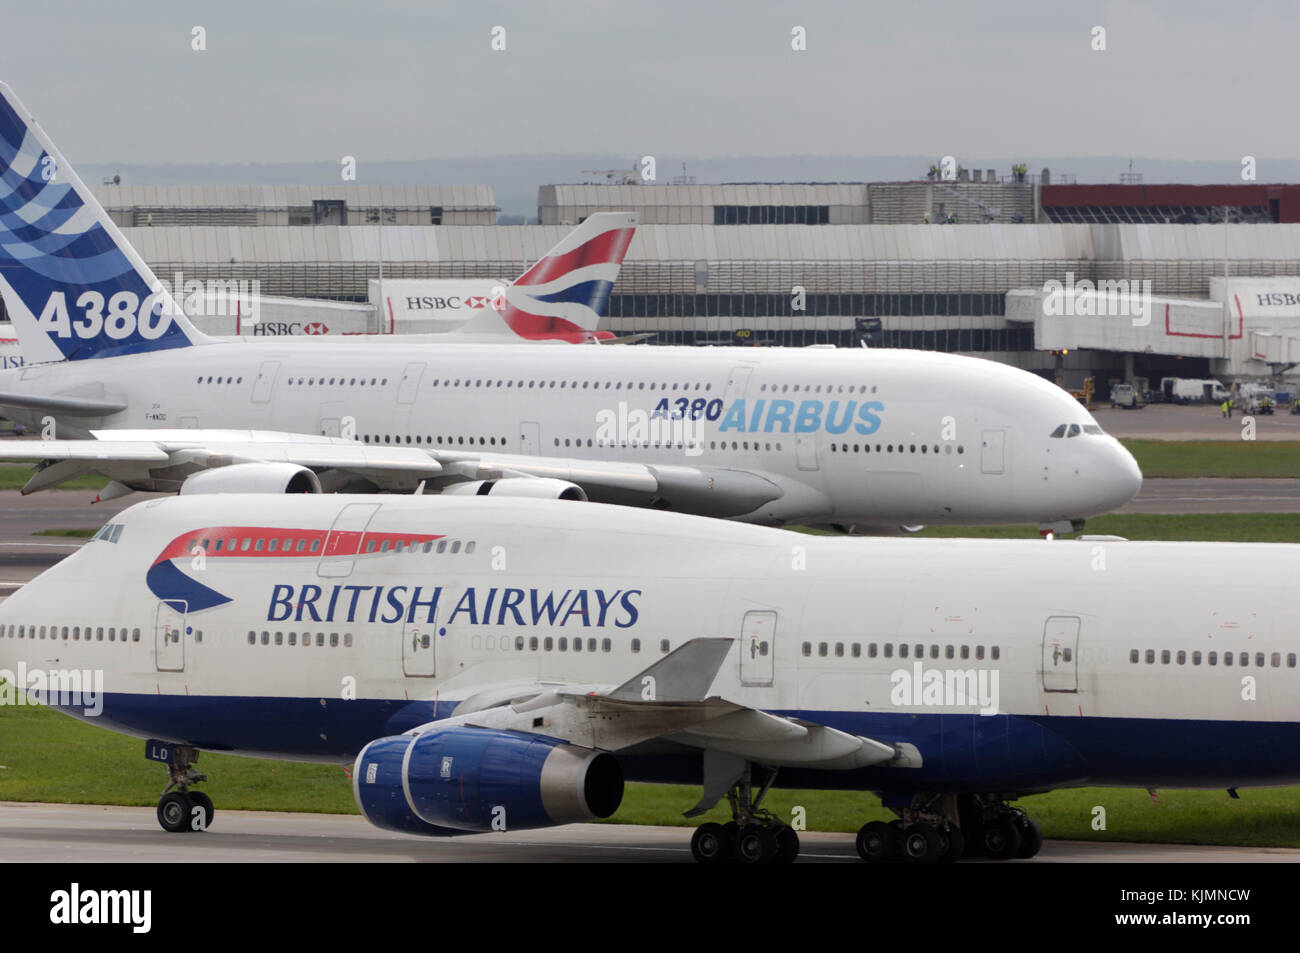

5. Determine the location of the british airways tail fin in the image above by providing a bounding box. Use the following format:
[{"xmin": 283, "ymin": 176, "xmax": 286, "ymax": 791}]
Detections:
[
  {"xmin": 449, "ymin": 211, "xmax": 637, "ymax": 343},
  {"xmin": 0, "ymin": 83, "xmax": 208, "ymax": 363}
]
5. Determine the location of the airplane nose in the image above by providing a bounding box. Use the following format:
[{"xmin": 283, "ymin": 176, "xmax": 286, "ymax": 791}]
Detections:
[{"xmin": 1099, "ymin": 440, "xmax": 1143, "ymax": 510}]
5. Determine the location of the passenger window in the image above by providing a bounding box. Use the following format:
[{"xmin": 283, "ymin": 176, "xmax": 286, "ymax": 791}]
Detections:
[{"xmin": 1145, "ymin": 649, "xmax": 1154, "ymax": 663}]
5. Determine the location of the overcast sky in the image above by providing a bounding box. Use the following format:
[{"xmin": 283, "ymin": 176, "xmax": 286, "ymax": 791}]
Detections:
[{"xmin": 3, "ymin": 0, "xmax": 1293, "ymax": 171}]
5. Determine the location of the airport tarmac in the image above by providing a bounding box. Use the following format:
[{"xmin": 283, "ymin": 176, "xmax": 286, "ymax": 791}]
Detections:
[
  {"xmin": 1120, "ymin": 478, "xmax": 1300, "ymax": 513},
  {"xmin": 1093, "ymin": 404, "xmax": 1300, "ymax": 440},
  {"xmin": 1, "ymin": 802, "xmax": 1295, "ymax": 863}
]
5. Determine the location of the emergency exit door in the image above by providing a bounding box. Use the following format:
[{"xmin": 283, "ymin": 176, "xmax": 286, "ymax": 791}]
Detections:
[
  {"xmin": 155, "ymin": 601, "xmax": 187, "ymax": 672},
  {"xmin": 1042, "ymin": 616, "xmax": 1080, "ymax": 692},
  {"xmin": 403, "ymin": 613, "xmax": 437, "ymax": 677},
  {"xmin": 739, "ymin": 610, "xmax": 777, "ymax": 686},
  {"xmin": 981, "ymin": 429, "xmax": 1006, "ymax": 474},
  {"xmin": 317, "ymin": 503, "xmax": 381, "ymax": 577}
]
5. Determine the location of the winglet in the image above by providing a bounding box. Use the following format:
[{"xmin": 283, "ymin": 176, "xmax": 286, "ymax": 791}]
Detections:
[{"xmin": 607, "ymin": 637, "xmax": 733, "ymax": 703}]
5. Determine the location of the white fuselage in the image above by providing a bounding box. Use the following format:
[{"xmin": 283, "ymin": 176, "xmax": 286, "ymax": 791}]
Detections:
[
  {"xmin": 1, "ymin": 494, "xmax": 1297, "ymax": 793},
  {"xmin": 0, "ymin": 341, "xmax": 1141, "ymax": 525}
]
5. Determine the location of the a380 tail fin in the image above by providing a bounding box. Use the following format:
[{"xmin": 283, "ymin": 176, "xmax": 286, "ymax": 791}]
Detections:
[
  {"xmin": 450, "ymin": 211, "xmax": 637, "ymax": 343},
  {"xmin": 0, "ymin": 83, "xmax": 207, "ymax": 363}
]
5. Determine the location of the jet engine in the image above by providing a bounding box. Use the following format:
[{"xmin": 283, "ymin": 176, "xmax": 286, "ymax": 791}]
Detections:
[
  {"xmin": 354, "ymin": 727, "xmax": 623, "ymax": 836},
  {"xmin": 179, "ymin": 462, "xmax": 322, "ymax": 495},
  {"xmin": 440, "ymin": 478, "xmax": 587, "ymax": 502}
]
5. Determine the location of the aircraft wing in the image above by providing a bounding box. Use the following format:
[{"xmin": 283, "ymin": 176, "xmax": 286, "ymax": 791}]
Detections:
[
  {"xmin": 0, "ymin": 429, "xmax": 786, "ymax": 517},
  {"xmin": 0, "ymin": 391, "xmax": 128, "ymax": 416},
  {"xmin": 400, "ymin": 638, "xmax": 903, "ymax": 814}
]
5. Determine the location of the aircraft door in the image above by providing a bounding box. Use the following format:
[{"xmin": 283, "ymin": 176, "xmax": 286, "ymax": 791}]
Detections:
[
  {"xmin": 739, "ymin": 610, "xmax": 776, "ymax": 687},
  {"xmin": 520, "ymin": 421, "xmax": 540, "ymax": 455},
  {"xmin": 398, "ymin": 362, "xmax": 426, "ymax": 404},
  {"xmin": 1042, "ymin": 616, "xmax": 1080, "ymax": 692},
  {"xmin": 795, "ymin": 437, "xmax": 819, "ymax": 471},
  {"xmin": 403, "ymin": 611, "xmax": 437, "ymax": 677},
  {"xmin": 724, "ymin": 366, "xmax": 753, "ymax": 405},
  {"xmin": 981, "ymin": 428, "xmax": 1006, "ymax": 474},
  {"xmin": 252, "ymin": 360, "xmax": 281, "ymax": 404},
  {"xmin": 317, "ymin": 502, "xmax": 382, "ymax": 577},
  {"xmin": 155, "ymin": 601, "xmax": 187, "ymax": 672}
]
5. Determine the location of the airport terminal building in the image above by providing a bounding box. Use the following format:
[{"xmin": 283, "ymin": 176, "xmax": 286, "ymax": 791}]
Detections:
[{"xmin": 5, "ymin": 178, "xmax": 1298, "ymax": 389}]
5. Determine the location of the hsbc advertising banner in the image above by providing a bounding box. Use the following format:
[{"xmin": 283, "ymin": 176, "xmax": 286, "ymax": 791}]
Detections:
[
  {"xmin": 368, "ymin": 278, "xmax": 509, "ymax": 333},
  {"xmin": 1210, "ymin": 277, "xmax": 1300, "ymax": 323}
]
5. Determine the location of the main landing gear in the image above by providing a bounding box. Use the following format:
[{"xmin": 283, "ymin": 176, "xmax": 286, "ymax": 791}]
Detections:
[
  {"xmin": 856, "ymin": 794, "xmax": 1042, "ymax": 863},
  {"xmin": 152, "ymin": 743, "xmax": 214, "ymax": 833},
  {"xmin": 689, "ymin": 763, "xmax": 800, "ymax": 864}
]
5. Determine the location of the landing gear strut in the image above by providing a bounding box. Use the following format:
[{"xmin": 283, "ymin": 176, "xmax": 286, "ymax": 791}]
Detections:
[
  {"xmin": 152, "ymin": 743, "xmax": 213, "ymax": 833},
  {"xmin": 689, "ymin": 763, "xmax": 799, "ymax": 864},
  {"xmin": 855, "ymin": 793, "xmax": 1042, "ymax": 863}
]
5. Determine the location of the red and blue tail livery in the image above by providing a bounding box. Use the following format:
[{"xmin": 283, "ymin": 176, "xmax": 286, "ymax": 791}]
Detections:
[{"xmin": 495, "ymin": 212, "xmax": 636, "ymax": 343}]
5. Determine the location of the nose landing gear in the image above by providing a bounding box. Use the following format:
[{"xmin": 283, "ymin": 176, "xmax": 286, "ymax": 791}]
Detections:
[{"xmin": 147, "ymin": 740, "xmax": 213, "ymax": 833}]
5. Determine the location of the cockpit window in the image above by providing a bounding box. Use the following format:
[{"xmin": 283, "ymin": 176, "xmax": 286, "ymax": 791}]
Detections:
[
  {"xmin": 1050, "ymin": 424, "xmax": 1067, "ymax": 438},
  {"xmin": 93, "ymin": 523, "xmax": 124, "ymax": 543},
  {"xmin": 1067, "ymin": 424, "xmax": 1081, "ymax": 437},
  {"xmin": 1083, "ymin": 424, "xmax": 1104, "ymax": 435}
]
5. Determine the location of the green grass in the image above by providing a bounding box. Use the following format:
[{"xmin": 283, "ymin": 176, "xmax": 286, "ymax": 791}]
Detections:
[
  {"xmin": 914, "ymin": 512, "xmax": 1300, "ymax": 543},
  {"xmin": 0, "ymin": 463, "xmax": 106, "ymax": 491},
  {"xmin": 2, "ymin": 702, "xmax": 1298, "ymax": 846},
  {"xmin": 1121, "ymin": 438, "xmax": 1300, "ymax": 478}
]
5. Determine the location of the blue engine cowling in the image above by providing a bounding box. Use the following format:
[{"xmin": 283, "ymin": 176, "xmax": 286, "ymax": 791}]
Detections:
[{"xmin": 353, "ymin": 726, "xmax": 624, "ymax": 836}]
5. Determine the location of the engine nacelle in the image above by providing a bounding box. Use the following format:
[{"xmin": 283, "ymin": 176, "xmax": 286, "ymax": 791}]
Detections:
[
  {"xmin": 440, "ymin": 478, "xmax": 587, "ymax": 502},
  {"xmin": 179, "ymin": 462, "xmax": 321, "ymax": 495},
  {"xmin": 353, "ymin": 727, "xmax": 623, "ymax": 836}
]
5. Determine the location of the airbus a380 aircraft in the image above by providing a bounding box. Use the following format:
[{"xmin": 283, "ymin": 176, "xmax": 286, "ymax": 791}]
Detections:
[
  {"xmin": 1, "ymin": 492, "xmax": 1297, "ymax": 863},
  {"xmin": 0, "ymin": 81, "xmax": 1140, "ymax": 530}
]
